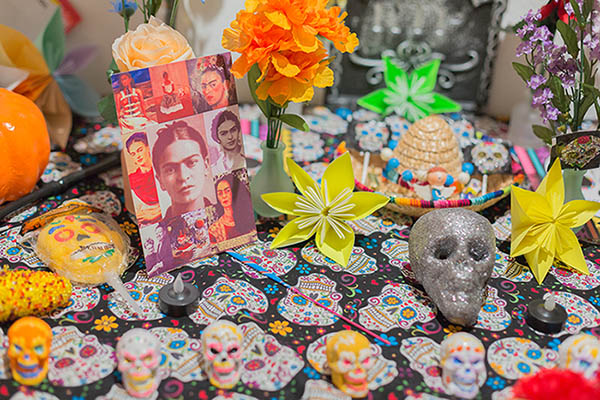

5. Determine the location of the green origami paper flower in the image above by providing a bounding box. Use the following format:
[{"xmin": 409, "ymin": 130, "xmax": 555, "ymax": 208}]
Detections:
[{"xmin": 357, "ymin": 57, "xmax": 461, "ymax": 122}]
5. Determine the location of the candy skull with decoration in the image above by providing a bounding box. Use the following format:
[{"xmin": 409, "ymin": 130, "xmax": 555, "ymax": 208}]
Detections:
[
  {"xmin": 116, "ymin": 328, "xmax": 162, "ymax": 398},
  {"xmin": 409, "ymin": 208, "xmax": 496, "ymax": 326},
  {"xmin": 559, "ymin": 333, "xmax": 600, "ymax": 379},
  {"xmin": 7, "ymin": 317, "xmax": 52, "ymax": 385},
  {"xmin": 36, "ymin": 213, "xmax": 128, "ymax": 285},
  {"xmin": 201, "ymin": 320, "xmax": 243, "ymax": 389},
  {"xmin": 325, "ymin": 331, "xmax": 375, "ymax": 398},
  {"xmin": 470, "ymin": 142, "xmax": 509, "ymax": 174},
  {"xmin": 439, "ymin": 332, "xmax": 486, "ymax": 399}
]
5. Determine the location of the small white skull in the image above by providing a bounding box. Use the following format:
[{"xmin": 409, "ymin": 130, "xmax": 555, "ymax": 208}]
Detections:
[
  {"xmin": 201, "ymin": 320, "xmax": 243, "ymax": 389},
  {"xmin": 558, "ymin": 333, "xmax": 600, "ymax": 379},
  {"xmin": 439, "ymin": 333, "xmax": 486, "ymax": 399},
  {"xmin": 470, "ymin": 142, "xmax": 508, "ymax": 173},
  {"xmin": 116, "ymin": 328, "xmax": 162, "ymax": 398}
]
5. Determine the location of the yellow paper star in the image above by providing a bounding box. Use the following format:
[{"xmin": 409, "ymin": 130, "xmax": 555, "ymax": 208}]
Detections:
[
  {"xmin": 511, "ymin": 159, "xmax": 600, "ymax": 284},
  {"xmin": 262, "ymin": 153, "xmax": 389, "ymax": 266}
]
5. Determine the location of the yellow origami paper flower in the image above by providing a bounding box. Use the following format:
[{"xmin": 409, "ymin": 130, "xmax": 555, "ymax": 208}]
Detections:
[
  {"xmin": 262, "ymin": 153, "xmax": 389, "ymax": 266},
  {"xmin": 511, "ymin": 159, "xmax": 600, "ymax": 284}
]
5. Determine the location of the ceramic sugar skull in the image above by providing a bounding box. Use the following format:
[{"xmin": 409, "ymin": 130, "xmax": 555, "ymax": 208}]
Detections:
[
  {"xmin": 116, "ymin": 328, "xmax": 161, "ymax": 398},
  {"xmin": 325, "ymin": 331, "xmax": 375, "ymax": 398},
  {"xmin": 409, "ymin": 208, "xmax": 496, "ymax": 326},
  {"xmin": 201, "ymin": 320, "xmax": 243, "ymax": 389},
  {"xmin": 470, "ymin": 142, "xmax": 509, "ymax": 173},
  {"xmin": 7, "ymin": 317, "xmax": 52, "ymax": 385},
  {"xmin": 559, "ymin": 334, "xmax": 600, "ymax": 379},
  {"xmin": 439, "ymin": 333, "xmax": 486, "ymax": 399},
  {"xmin": 36, "ymin": 214, "xmax": 128, "ymax": 285}
]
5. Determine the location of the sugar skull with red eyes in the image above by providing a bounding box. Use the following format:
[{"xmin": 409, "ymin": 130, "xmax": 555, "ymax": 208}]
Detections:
[
  {"xmin": 201, "ymin": 320, "xmax": 243, "ymax": 389},
  {"xmin": 36, "ymin": 214, "xmax": 127, "ymax": 285},
  {"xmin": 116, "ymin": 328, "xmax": 161, "ymax": 398},
  {"xmin": 7, "ymin": 317, "xmax": 53, "ymax": 385},
  {"xmin": 325, "ymin": 331, "xmax": 375, "ymax": 398}
]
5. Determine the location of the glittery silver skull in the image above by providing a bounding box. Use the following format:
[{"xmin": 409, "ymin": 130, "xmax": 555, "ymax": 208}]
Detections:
[{"xmin": 409, "ymin": 209, "xmax": 495, "ymax": 326}]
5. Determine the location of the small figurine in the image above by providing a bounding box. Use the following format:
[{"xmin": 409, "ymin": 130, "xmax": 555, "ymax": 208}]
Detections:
[
  {"xmin": 201, "ymin": 320, "xmax": 243, "ymax": 389},
  {"xmin": 325, "ymin": 330, "xmax": 375, "ymax": 398},
  {"xmin": 440, "ymin": 332, "xmax": 486, "ymax": 399},
  {"xmin": 7, "ymin": 316, "xmax": 53, "ymax": 385},
  {"xmin": 409, "ymin": 208, "xmax": 496, "ymax": 326},
  {"xmin": 116, "ymin": 328, "xmax": 162, "ymax": 398},
  {"xmin": 559, "ymin": 333, "xmax": 600, "ymax": 379}
]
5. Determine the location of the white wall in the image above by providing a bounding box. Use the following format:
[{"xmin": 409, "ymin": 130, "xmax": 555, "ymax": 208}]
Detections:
[{"xmin": 0, "ymin": 0, "xmax": 549, "ymax": 116}]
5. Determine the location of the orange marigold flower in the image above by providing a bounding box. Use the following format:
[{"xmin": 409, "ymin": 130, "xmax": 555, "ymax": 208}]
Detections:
[
  {"xmin": 222, "ymin": 0, "xmax": 358, "ymax": 106},
  {"xmin": 255, "ymin": 46, "xmax": 334, "ymax": 105}
]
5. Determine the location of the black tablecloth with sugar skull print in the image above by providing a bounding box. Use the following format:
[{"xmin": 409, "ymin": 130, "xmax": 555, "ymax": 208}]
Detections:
[{"xmin": 1, "ymin": 115, "xmax": 600, "ymax": 400}]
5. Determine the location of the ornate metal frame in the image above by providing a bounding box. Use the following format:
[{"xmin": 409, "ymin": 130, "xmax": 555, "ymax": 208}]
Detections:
[{"xmin": 327, "ymin": 0, "xmax": 508, "ymax": 111}]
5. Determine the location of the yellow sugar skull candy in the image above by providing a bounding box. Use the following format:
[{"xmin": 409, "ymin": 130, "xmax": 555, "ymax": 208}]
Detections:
[
  {"xmin": 36, "ymin": 214, "xmax": 128, "ymax": 285},
  {"xmin": 7, "ymin": 316, "xmax": 53, "ymax": 386},
  {"xmin": 325, "ymin": 331, "xmax": 376, "ymax": 398}
]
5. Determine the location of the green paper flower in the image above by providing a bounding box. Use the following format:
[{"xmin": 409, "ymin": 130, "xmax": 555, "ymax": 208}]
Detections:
[{"xmin": 357, "ymin": 58, "xmax": 461, "ymax": 122}]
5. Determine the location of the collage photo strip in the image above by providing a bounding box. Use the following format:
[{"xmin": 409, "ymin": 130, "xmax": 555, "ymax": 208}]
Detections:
[{"xmin": 111, "ymin": 52, "xmax": 257, "ymax": 277}]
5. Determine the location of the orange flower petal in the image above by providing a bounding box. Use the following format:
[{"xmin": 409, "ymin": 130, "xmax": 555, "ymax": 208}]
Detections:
[
  {"xmin": 292, "ymin": 25, "xmax": 319, "ymax": 52},
  {"xmin": 265, "ymin": 10, "xmax": 291, "ymax": 29},
  {"xmin": 271, "ymin": 52, "xmax": 301, "ymax": 77}
]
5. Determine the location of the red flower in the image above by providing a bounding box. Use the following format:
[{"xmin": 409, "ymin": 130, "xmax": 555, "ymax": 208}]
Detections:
[
  {"xmin": 540, "ymin": 0, "xmax": 576, "ymax": 24},
  {"xmin": 578, "ymin": 136, "xmax": 591, "ymax": 144}
]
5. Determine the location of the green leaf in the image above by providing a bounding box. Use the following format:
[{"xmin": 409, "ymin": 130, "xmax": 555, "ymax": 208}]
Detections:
[
  {"xmin": 556, "ymin": 20, "xmax": 579, "ymax": 58},
  {"xmin": 584, "ymin": 83, "xmax": 600, "ymax": 98},
  {"xmin": 512, "ymin": 62, "xmax": 535, "ymax": 83},
  {"xmin": 584, "ymin": 0, "xmax": 594, "ymax": 19},
  {"xmin": 106, "ymin": 58, "xmax": 120, "ymax": 83},
  {"xmin": 97, "ymin": 95, "xmax": 118, "ymax": 125},
  {"xmin": 549, "ymin": 76, "xmax": 570, "ymax": 112},
  {"xmin": 247, "ymin": 64, "xmax": 271, "ymax": 118},
  {"xmin": 583, "ymin": 53, "xmax": 594, "ymax": 85},
  {"xmin": 532, "ymin": 125, "xmax": 554, "ymax": 145},
  {"xmin": 277, "ymin": 114, "xmax": 309, "ymax": 132},
  {"xmin": 570, "ymin": 0, "xmax": 583, "ymax": 23},
  {"xmin": 35, "ymin": 7, "xmax": 65, "ymax": 72},
  {"xmin": 577, "ymin": 93, "xmax": 595, "ymax": 126}
]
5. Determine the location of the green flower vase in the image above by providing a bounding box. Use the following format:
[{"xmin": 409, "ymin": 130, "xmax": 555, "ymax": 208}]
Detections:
[
  {"xmin": 250, "ymin": 141, "xmax": 294, "ymax": 218},
  {"xmin": 563, "ymin": 168, "xmax": 586, "ymax": 233}
]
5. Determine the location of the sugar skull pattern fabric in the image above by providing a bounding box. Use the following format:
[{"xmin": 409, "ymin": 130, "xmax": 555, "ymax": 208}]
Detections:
[{"xmin": 1, "ymin": 116, "xmax": 600, "ymax": 400}]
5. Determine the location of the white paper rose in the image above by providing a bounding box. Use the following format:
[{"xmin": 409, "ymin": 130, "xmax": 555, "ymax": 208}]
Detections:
[{"xmin": 112, "ymin": 16, "xmax": 195, "ymax": 72}]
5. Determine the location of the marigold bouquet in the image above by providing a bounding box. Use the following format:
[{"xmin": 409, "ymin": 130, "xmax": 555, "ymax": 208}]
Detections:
[
  {"xmin": 513, "ymin": 0, "xmax": 600, "ymax": 144},
  {"xmin": 222, "ymin": 0, "xmax": 358, "ymax": 148}
]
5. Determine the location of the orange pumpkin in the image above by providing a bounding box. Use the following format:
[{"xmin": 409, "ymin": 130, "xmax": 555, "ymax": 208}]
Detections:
[{"xmin": 0, "ymin": 89, "xmax": 50, "ymax": 204}]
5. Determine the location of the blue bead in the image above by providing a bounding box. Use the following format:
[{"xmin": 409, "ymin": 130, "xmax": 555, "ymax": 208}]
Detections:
[
  {"xmin": 462, "ymin": 162, "xmax": 475, "ymax": 174},
  {"xmin": 388, "ymin": 139, "xmax": 398, "ymax": 150}
]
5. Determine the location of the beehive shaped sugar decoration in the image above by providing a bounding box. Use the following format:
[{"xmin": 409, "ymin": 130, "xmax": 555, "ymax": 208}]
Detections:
[{"xmin": 393, "ymin": 115, "xmax": 462, "ymax": 182}]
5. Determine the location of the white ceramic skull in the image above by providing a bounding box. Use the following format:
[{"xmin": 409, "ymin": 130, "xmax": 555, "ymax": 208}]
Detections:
[
  {"xmin": 439, "ymin": 333, "xmax": 486, "ymax": 399},
  {"xmin": 409, "ymin": 209, "xmax": 496, "ymax": 326},
  {"xmin": 355, "ymin": 121, "xmax": 390, "ymax": 152},
  {"xmin": 470, "ymin": 142, "xmax": 509, "ymax": 173},
  {"xmin": 558, "ymin": 334, "xmax": 600, "ymax": 379},
  {"xmin": 116, "ymin": 328, "xmax": 162, "ymax": 398},
  {"xmin": 201, "ymin": 320, "xmax": 243, "ymax": 389}
]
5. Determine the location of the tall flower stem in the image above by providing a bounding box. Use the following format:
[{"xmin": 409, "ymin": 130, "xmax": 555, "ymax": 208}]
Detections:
[
  {"xmin": 169, "ymin": 0, "xmax": 179, "ymax": 27},
  {"xmin": 121, "ymin": 0, "xmax": 129, "ymax": 31},
  {"xmin": 266, "ymin": 105, "xmax": 285, "ymax": 149}
]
